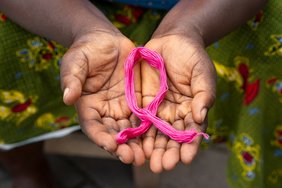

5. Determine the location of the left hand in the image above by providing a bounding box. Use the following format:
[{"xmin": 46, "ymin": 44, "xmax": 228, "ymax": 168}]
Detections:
[
  {"xmin": 141, "ymin": 34, "xmax": 216, "ymax": 173},
  {"xmin": 60, "ymin": 31, "xmax": 145, "ymax": 166}
]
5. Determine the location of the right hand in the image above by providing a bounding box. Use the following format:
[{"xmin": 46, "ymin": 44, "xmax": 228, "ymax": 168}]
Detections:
[
  {"xmin": 141, "ymin": 34, "xmax": 216, "ymax": 173},
  {"xmin": 60, "ymin": 30, "xmax": 145, "ymax": 166}
]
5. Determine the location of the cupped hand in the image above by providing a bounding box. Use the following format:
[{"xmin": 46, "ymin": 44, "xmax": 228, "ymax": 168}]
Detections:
[
  {"xmin": 141, "ymin": 34, "xmax": 216, "ymax": 173},
  {"xmin": 60, "ymin": 30, "xmax": 145, "ymax": 166}
]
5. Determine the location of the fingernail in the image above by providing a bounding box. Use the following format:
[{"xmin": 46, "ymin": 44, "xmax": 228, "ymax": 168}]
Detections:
[
  {"xmin": 200, "ymin": 108, "xmax": 207, "ymax": 122},
  {"xmin": 63, "ymin": 88, "xmax": 70, "ymax": 99},
  {"xmin": 119, "ymin": 156, "xmax": 124, "ymax": 163},
  {"xmin": 103, "ymin": 146, "xmax": 108, "ymax": 151}
]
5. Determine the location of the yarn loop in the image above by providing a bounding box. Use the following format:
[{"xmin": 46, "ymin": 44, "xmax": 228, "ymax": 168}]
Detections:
[{"xmin": 116, "ymin": 47, "xmax": 209, "ymax": 144}]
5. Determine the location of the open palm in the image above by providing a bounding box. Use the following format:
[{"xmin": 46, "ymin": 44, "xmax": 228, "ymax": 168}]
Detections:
[
  {"xmin": 60, "ymin": 31, "xmax": 145, "ymax": 165},
  {"xmin": 142, "ymin": 35, "xmax": 216, "ymax": 172}
]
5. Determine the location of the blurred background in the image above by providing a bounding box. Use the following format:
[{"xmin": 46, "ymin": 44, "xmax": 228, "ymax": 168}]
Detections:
[{"xmin": 0, "ymin": 132, "xmax": 230, "ymax": 188}]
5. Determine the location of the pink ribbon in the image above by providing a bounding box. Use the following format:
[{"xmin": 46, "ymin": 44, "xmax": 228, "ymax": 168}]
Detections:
[{"xmin": 116, "ymin": 47, "xmax": 209, "ymax": 144}]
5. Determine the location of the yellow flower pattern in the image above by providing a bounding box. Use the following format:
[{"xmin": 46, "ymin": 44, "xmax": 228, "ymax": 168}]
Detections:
[
  {"xmin": 0, "ymin": 90, "xmax": 37, "ymax": 124},
  {"xmin": 16, "ymin": 37, "xmax": 66, "ymax": 71}
]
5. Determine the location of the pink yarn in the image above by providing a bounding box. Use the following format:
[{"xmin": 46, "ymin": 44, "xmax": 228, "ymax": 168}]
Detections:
[{"xmin": 116, "ymin": 47, "xmax": 209, "ymax": 144}]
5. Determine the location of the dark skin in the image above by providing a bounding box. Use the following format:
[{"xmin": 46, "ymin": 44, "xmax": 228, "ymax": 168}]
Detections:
[
  {"xmin": 1, "ymin": 0, "xmax": 145, "ymax": 165},
  {"xmin": 142, "ymin": 35, "xmax": 216, "ymax": 173},
  {"xmin": 62, "ymin": 31, "xmax": 145, "ymax": 164},
  {"xmin": 0, "ymin": 0, "xmax": 268, "ymax": 181},
  {"xmin": 141, "ymin": 0, "xmax": 268, "ymax": 173}
]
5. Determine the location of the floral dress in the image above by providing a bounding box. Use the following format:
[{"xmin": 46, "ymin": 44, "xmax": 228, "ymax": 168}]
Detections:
[
  {"xmin": 0, "ymin": 15, "xmax": 80, "ymax": 149},
  {"xmin": 0, "ymin": 0, "xmax": 281, "ymax": 187},
  {"xmin": 205, "ymin": 1, "xmax": 282, "ymax": 187}
]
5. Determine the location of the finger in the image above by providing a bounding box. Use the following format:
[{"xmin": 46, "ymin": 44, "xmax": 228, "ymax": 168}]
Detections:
[
  {"xmin": 163, "ymin": 140, "xmax": 180, "ymax": 171},
  {"xmin": 184, "ymin": 108, "xmax": 207, "ymax": 132},
  {"xmin": 150, "ymin": 132, "xmax": 168, "ymax": 173},
  {"xmin": 76, "ymin": 101, "xmax": 117, "ymax": 152},
  {"xmin": 60, "ymin": 48, "xmax": 88, "ymax": 105},
  {"xmin": 162, "ymin": 120, "xmax": 183, "ymax": 171},
  {"xmin": 116, "ymin": 144, "xmax": 134, "ymax": 164},
  {"xmin": 82, "ymin": 120, "xmax": 117, "ymax": 152},
  {"xmin": 141, "ymin": 96, "xmax": 158, "ymax": 159},
  {"xmin": 118, "ymin": 119, "xmax": 146, "ymax": 165},
  {"xmin": 101, "ymin": 117, "xmax": 139, "ymax": 164},
  {"xmin": 117, "ymin": 119, "xmax": 135, "ymax": 164},
  {"xmin": 143, "ymin": 126, "xmax": 157, "ymax": 159},
  {"xmin": 191, "ymin": 92, "xmax": 214, "ymax": 124},
  {"xmin": 180, "ymin": 115, "xmax": 203, "ymax": 164},
  {"xmin": 128, "ymin": 115, "xmax": 146, "ymax": 165},
  {"xmin": 128, "ymin": 139, "xmax": 146, "ymax": 166},
  {"xmin": 180, "ymin": 136, "xmax": 202, "ymax": 165},
  {"xmin": 191, "ymin": 54, "xmax": 216, "ymax": 124}
]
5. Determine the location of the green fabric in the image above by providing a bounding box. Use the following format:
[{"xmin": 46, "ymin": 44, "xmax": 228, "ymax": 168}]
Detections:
[
  {"xmin": 0, "ymin": 0, "xmax": 282, "ymax": 187},
  {"xmin": 0, "ymin": 16, "xmax": 78, "ymax": 144},
  {"xmin": 206, "ymin": 1, "xmax": 282, "ymax": 187}
]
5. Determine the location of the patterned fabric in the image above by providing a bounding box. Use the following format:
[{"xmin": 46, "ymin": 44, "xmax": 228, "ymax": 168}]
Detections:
[
  {"xmin": 103, "ymin": 0, "xmax": 178, "ymax": 9},
  {"xmin": 0, "ymin": 0, "xmax": 281, "ymax": 187},
  {"xmin": 205, "ymin": 1, "xmax": 282, "ymax": 187},
  {"xmin": 0, "ymin": 19, "xmax": 79, "ymax": 145}
]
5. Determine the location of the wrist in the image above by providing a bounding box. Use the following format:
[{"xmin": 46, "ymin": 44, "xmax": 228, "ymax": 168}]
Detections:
[
  {"xmin": 69, "ymin": 0, "xmax": 121, "ymax": 46},
  {"xmin": 152, "ymin": 23, "xmax": 205, "ymax": 48},
  {"xmin": 72, "ymin": 22, "xmax": 121, "ymax": 45},
  {"xmin": 151, "ymin": 1, "xmax": 205, "ymax": 47}
]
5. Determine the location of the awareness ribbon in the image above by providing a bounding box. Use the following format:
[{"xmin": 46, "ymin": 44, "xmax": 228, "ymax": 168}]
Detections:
[{"xmin": 116, "ymin": 47, "xmax": 209, "ymax": 144}]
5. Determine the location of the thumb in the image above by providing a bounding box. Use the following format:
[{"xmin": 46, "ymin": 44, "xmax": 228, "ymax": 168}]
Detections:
[
  {"xmin": 191, "ymin": 57, "xmax": 216, "ymax": 124},
  {"xmin": 60, "ymin": 48, "xmax": 88, "ymax": 105}
]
